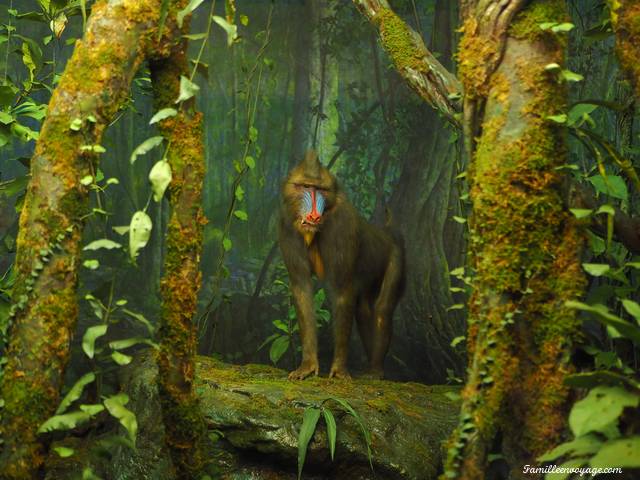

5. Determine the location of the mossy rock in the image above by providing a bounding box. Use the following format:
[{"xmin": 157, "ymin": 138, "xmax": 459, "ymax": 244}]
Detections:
[{"xmin": 48, "ymin": 353, "xmax": 460, "ymax": 479}]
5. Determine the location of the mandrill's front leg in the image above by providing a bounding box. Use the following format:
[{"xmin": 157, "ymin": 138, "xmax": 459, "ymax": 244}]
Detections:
[
  {"xmin": 288, "ymin": 278, "xmax": 319, "ymax": 380},
  {"xmin": 329, "ymin": 288, "xmax": 355, "ymax": 380}
]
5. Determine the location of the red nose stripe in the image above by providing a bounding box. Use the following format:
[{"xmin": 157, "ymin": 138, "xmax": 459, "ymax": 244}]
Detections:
[{"xmin": 307, "ymin": 189, "xmax": 321, "ymax": 222}]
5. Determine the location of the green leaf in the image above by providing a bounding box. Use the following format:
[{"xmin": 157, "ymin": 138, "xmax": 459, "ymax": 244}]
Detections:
[
  {"xmin": 538, "ymin": 434, "xmax": 602, "ymax": 462},
  {"xmin": 269, "ymin": 335, "xmax": 289, "ymax": 364},
  {"xmin": 80, "ymin": 404, "xmax": 105, "ymax": 415},
  {"xmin": 109, "ymin": 337, "xmax": 157, "ymax": 350},
  {"xmin": 112, "ymin": 226, "xmax": 129, "ymax": 235},
  {"xmin": 104, "ymin": 394, "xmax": 138, "ymax": 445},
  {"xmin": 233, "ymin": 210, "xmax": 248, "ymax": 221},
  {"xmin": 222, "ymin": 237, "xmax": 232, "ymax": 252},
  {"xmin": 83, "ymin": 259, "xmax": 99, "ymax": 270},
  {"xmin": 590, "ymin": 437, "xmax": 640, "ymax": 468},
  {"xmin": 122, "ymin": 308, "xmax": 154, "ymax": 333},
  {"xmin": 622, "ymin": 299, "xmax": 640, "ymax": 325},
  {"xmin": 566, "ymin": 300, "xmax": 640, "ymax": 344},
  {"xmin": 82, "ymin": 325, "xmax": 107, "ymax": 359},
  {"xmin": 596, "ymin": 204, "xmax": 615, "ymax": 216},
  {"xmin": 565, "ymin": 370, "xmax": 640, "ymax": 390},
  {"xmin": 38, "ymin": 411, "xmax": 92, "ymax": 433},
  {"xmin": 551, "ymin": 22, "xmax": 575, "ymax": 32},
  {"xmin": 234, "ymin": 185, "xmax": 245, "ymax": 201},
  {"xmin": 561, "ymin": 70, "xmax": 584, "ymax": 82},
  {"xmin": 450, "ymin": 336, "xmax": 465, "ymax": 347},
  {"xmin": 56, "ymin": 372, "xmax": 95, "ymax": 414},
  {"xmin": 452, "ymin": 216, "xmax": 466, "ymax": 224},
  {"xmin": 568, "ymin": 103, "xmax": 598, "ymax": 126},
  {"xmin": 70, "ymin": 118, "xmax": 83, "ymax": 131},
  {"xmin": 149, "ymin": 108, "xmax": 177, "ymax": 125},
  {"xmin": 130, "ymin": 136, "xmax": 164, "ymax": 164},
  {"xmin": 569, "ymin": 208, "xmax": 592, "ymax": 219},
  {"xmin": 212, "ymin": 15, "xmax": 238, "ymax": 46},
  {"xmin": 248, "ymin": 126, "xmax": 258, "ymax": 142},
  {"xmin": 546, "ymin": 114, "xmax": 567, "ymax": 123},
  {"xmin": 582, "ymin": 263, "xmax": 610, "ymax": 276},
  {"xmin": 83, "ymin": 239, "xmax": 121, "ymax": 251},
  {"xmin": 330, "ymin": 398, "xmax": 373, "ymax": 469},
  {"xmin": 539, "ymin": 22, "xmax": 557, "ymax": 30},
  {"xmin": 569, "ymin": 386, "xmax": 639, "ymax": 437},
  {"xmin": 297, "ymin": 407, "xmax": 321, "ymax": 480},
  {"xmin": 53, "ymin": 446, "xmax": 75, "ymax": 458},
  {"xmin": 322, "ymin": 408, "xmax": 337, "ymax": 461},
  {"xmin": 177, "ymin": 0, "xmax": 205, "ymax": 27},
  {"xmin": 129, "ymin": 211, "xmax": 152, "ymax": 260},
  {"xmin": 149, "ymin": 159, "xmax": 172, "ymax": 202},
  {"xmin": 111, "ymin": 351, "xmax": 132, "ymax": 365},
  {"xmin": 588, "ymin": 175, "xmax": 628, "ymax": 201},
  {"xmin": 244, "ymin": 156, "xmax": 256, "ymax": 169},
  {"xmin": 183, "ymin": 32, "xmax": 207, "ymax": 40},
  {"xmin": 175, "ymin": 75, "xmax": 200, "ymax": 103}
]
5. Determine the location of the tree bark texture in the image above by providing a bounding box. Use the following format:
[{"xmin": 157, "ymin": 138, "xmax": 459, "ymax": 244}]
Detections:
[
  {"xmin": 610, "ymin": 0, "xmax": 640, "ymax": 98},
  {"xmin": 0, "ymin": 1, "xmax": 184, "ymax": 477},
  {"xmin": 150, "ymin": 36, "xmax": 208, "ymax": 480},
  {"xmin": 444, "ymin": 1, "xmax": 586, "ymax": 478}
]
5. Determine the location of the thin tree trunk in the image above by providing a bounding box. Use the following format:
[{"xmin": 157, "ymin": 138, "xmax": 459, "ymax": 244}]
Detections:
[
  {"xmin": 0, "ymin": 1, "xmax": 170, "ymax": 477},
  {"xmin": 610, "ymin": 1, "xmax": 640, "ymax": 98},
  {"xmin": 444, "ymin": 1, "xmax": 585, "ymax": 478},
  {"xmin": 149, "ymin": 28, "xmax": 208, "ymax": 480}
]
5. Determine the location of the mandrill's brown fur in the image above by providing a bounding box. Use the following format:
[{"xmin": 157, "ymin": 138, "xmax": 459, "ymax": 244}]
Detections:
[{"xmin": 278, "ymin": 150, "xmax": 405, "ymax": 380}]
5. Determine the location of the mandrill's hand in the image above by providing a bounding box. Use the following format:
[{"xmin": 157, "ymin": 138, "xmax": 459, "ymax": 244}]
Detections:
[{"xmin": 288, "ymin": 359, "xmax": 320, "ymax": 380}]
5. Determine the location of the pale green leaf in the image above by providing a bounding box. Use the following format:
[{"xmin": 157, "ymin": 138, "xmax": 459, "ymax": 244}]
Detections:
[
  {"xmin": 82, "ymin": 325, "xmax": 107, "ymax": 359},
  {"xmin": 177, "ymin": 0, "xmax": 205, "ymax": 27},
  {"xmin": 622, "ymin": 299, "xmax": 640, "ymax": 325},
  {"xmin": 233, "ymin": 210, "xmax": 248, "ymax": 221},
  {"xmin": 212, "ymin": 15, "xmax": 238, "ymax": 46},
  {"xmin": 104, "ymin": 394, "xmax": 138, "ymax": 445},
  {"xmin": 149, "ymin": 108, "xmax": 177, "ymax": 125},
  {"xmin": 129, "ymin": 211, "xmax": 152, "ymax": 260},
  {"xmin": 590, "ymin": 437, "xmax": 640, "ymax": 468},
  {"xmin": 80, "ymin": 175, "xmax": 93, "ymax": 186},
  {"xmin": 130, "ymin": 136, "xmax": 164, "ymax": 164},
  {"xmin": 53, "ymin": 446, "xmax": 75, "ymax": 458},
  {"xmin": 297, "ymin": 407, "xmax": 321, "ymax": 480},
  {"xmin": 223, "ymin": 237, "xmax": 232, "ymax": 252},
  {"xmin": 83, "ymin": 239, "xmax": 121, "ymax": 251},
  {"xmin": 569, "ymin": 386, "xmax": 639, "ymax": 437},
  {"xmin": 582, "ymin": 263, "xmax": 610, "ymax": 276},
  {"xmin": 538, "ymin": 434, "xmax": 602, "ymax": 462},
  {"xmin": 111, "ymin": 351, "xmax": 132, "ymax": 365},
  {"xmin": 175, "ymin": 75, "xmax": 200, "ymax": 103},
  {"xmin": 149, "ymin": 159, "xmax": 172, "ymax": 202},
  {"xmin": 38, "ymin": 411, "xmax": 92, "ymax": 433},
  {"xmin": 569, "ymin": 208, "xmax": 592, "ymax": 219},
  {"xmin": 56, "ymin": 372, "xmax": 95, "ymax": 414},
  {"xmin": 83, "ymin": 259, "xmax": 99, "ymax": 270},
  {"xmin": 245, "ymin": 156, "xmax": 256, "ymax": 169}
]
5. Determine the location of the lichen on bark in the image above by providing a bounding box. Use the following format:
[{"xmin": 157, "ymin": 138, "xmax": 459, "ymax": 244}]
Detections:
[{"xmin": 609, "ymin": 0, "xmax": 640, "ymax": 97}]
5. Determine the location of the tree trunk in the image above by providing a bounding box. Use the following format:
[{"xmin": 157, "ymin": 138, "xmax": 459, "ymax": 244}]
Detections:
[
  {"xmin": 443, "ymin": 1, "xmax": 585, "ymax": 478},
  {"xmin": 150, "ymin": 31, "xmax": 208, "ymax": 480},
  {"xmin": 0, "ymin": 1, "xmax": 184, "ymax": 477},
  {"xmin": 610, "ymin": 0, "xmax": 640, "ymax": 98}
]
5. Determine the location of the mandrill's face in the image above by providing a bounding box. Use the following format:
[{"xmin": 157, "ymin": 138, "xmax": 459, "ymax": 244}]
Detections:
[{"xmin": 283, "ymin": 151, "xmax": 337, "ymax": 238}]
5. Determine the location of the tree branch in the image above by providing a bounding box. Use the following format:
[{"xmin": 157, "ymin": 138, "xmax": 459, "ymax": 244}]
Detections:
[{"xmin": 352, "ymin": 0, "xmax": 462, "ymax": 127}]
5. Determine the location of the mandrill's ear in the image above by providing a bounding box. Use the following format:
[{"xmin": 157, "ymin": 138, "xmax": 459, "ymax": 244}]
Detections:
[{"xmin": 302, "ymin": 150, "xmax": 321, "ymax": 178}]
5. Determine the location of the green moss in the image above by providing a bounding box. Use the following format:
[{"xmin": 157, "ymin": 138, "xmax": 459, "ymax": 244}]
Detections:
[
  {"xmin": 509, "ymin": 0, "xmax": 569, "ymax": 40},
  {"xmin": 375, "ymin": 8, "xmax": 424, "ymax": 73}
]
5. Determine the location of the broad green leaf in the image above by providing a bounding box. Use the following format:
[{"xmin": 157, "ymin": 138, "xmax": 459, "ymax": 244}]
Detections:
[
  {"xmin": 546, "ymin": 114, "xmax": 567, "ymax": 123},
  {"xmin": 69, "ymin": 118, "xmax": 82, "ymax": 131},
  {"xmin": 233, "ymin": 210, "xmax": 248, "ymax": 221},
  {"xmin": 130, "ymin": 136, "xmax": 164, "ymax": 164},
  {"xmin": 122, "ymin": 308, "xmax": 154, "ymax": 333},
  {"xmin": 452, "ymin": 216, "xmax": 466, "ymax": 224},
  {"xmin": 322, "ymin": 408, "xmax": 337, "ymax": 461},
  {"xmin": 588, "ymin": 175, "xmax": 628, "ymax": 201},
  {"xmin": 56, "ymin": 372, "xmax": 95, "ymax": 414},
  {"xmin": 149, "ymin": 159, "xmax": 172, "ymax": 202},
  {"xmin": 80, "ymin": 404, "xmax": 105, "ymax": 415},
  {"xmin": 104, "ymin": 394, "xmax": 138, "ymax": 445},
  {"xmin": 83, "ymin": 239, "xmax": 121, "ymax": 251},
  {"xmin": 538, "ymin": 434, "xmax": 602, "ymax": 462},
  {"xmin": 212, "ymin": 15, "xmax": 238, "ymax": 46},
  {"xmin": 80, "ymin": 175, "xmax": 93, "ymax": 186},
  {"xmin": 129, "ymin": 211, "xmax": 152, "ymax": 260},
  {"xmin": 568, "ymin": 103, "xmax": 598, "ymax": 126},
  {"xmin": 249, "ymin": 126, "xmax": 258, "ymax": 142},
  {"xmin": 235, "ymin": 185, "xmax": 245, "ymax": 201},
  {"xmin": 175, "ymin": 75, "xmax": 200, "ymax": 103},
  {"xmin": 245, "ymin": 156, "xmax": 256, "ymax": 169},
  {"xmin": 111, "ymin": 351, "xmax": 132, "ymax": 365},
  {"xmin": 112, "ymin": 226, "xmax": 129, "ymax": 235},
  {"xmin": 330, "ymin": 398, "xmax": 373, "ymax": 469},
  {"xmin": 569, "ymin": 208, "xmax": 592, "ymax": 219},
  {"xmin": 297, "ymin": 407, "xmax": 321, "ymax": 480},
  {"xmin": 582, "ymin": 263, "xmax": 610, "ymax": 276},
  {"xmin": 223, "ymin": 237, "xmax": 232, "ymax": 252},
  {"xmin": 569, "ymin": 386, "xmax": 639, "ymax": 437},
  {"xmin": 177, "ymin": 0, "xmax": 205, "ymax": 27},
  {"xmin": 38, "ymin": 411, "xmax": 92, "ymax": 433},
  {"xmin": 53, "ymin": 446, "xmax": 74, "ymax": 458},
  {"xmin": 551, "ymin": 22, "xmax": 575, "ymax": 32},
  {"xmin": 149, "ymin": 108, "xmax": 177, "ymax": 124},
  {"xmin": 596, "ymin": 204, "xmax": 615, "ymax": 216},
  {"xmin": 82, "ymin": 325, "xmax": 107, "ymax": 359},
  {"xmin": 561, "ymin": 69, "xmax": 584, "ymax": 82},
  {"xmin": 565, "ymin": 371, "xmax": 640, "ymax": 390},
  {"xmin": 545, "ymin": 458, "xmax": 588, "ymax": 480},
  {"xmin": 269, "ymin": 335, "xmax": 289, "ymax": 364},
  {"xmin": 590, "ymin": 437, "xmax": 640, "ymax": 468}
]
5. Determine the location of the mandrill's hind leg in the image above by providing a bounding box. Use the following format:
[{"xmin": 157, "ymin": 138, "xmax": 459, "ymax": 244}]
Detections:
[
  {"xmin": 356, "ymin": 294, "xmax": 374, "ymax": 362},
  {"xmin": 369, "ymin": 249, "xmax": 403, "ymax": 379}
]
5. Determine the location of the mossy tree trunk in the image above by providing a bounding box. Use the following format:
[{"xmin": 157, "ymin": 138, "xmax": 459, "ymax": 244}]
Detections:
[
  {"xmin": 610, "ymin": 0, "xmax": 640, "ymax": 98},
  {"xmin": 0, "ymin": 1, "xmax": 189, "ymax": 478},
  {"xmin": 149, "ymin": 28, "xmax": 208, "ymax": 480},
  {"xmin": 443, "ymin": 1, "xmax": 585, "ymax": 478}
]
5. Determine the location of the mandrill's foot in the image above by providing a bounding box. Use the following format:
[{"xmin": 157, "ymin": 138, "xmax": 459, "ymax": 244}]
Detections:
[
  {"xmin": 329, "ymin": 363, "xmax": 352, "ymax": 380},
  {"xmin": 361, "ymin": 368, "xmax": 384, "ymax": 380},
  {"xmin": 288, "ymin": 360, "xmax": 319, "ymax": 380}
]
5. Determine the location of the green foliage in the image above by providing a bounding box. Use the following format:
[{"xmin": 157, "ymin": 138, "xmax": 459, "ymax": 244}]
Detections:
[{"xmin": 297, "ymin": 397, "xmax": 373, "ymax": 479}]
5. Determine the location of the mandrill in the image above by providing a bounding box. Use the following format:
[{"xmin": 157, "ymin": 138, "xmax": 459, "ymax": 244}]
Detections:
[{"xmin": 278, "ymin": 150, "xmax": 405, "ymax": 380}]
